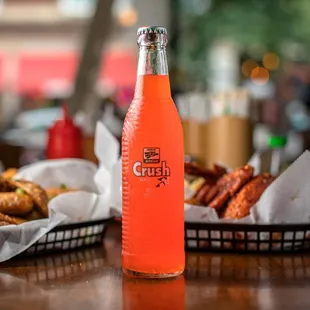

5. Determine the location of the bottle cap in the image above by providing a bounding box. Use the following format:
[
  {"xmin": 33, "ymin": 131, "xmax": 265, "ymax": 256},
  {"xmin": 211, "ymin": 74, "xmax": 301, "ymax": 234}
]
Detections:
[
  {"xmin": 137, "ymin": 26, "xmax": 167, "ymax": 36},
  {"xmin": 49, "ymin": 105, "xmax": 77, "ymax": 132},
  {"xmin": 268, "ymin": 135, "xmax": 287, "ymax": 148}
]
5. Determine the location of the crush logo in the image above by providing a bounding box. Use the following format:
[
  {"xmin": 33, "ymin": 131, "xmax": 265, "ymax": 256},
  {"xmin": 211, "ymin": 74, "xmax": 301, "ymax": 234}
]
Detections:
[
  {"xmin": 133, "ymin": 147, "xmax": 170, "ymax": 187},
  {"xmin": 133, "ymin": 160, "xmax": 170, "ymax": 177}
]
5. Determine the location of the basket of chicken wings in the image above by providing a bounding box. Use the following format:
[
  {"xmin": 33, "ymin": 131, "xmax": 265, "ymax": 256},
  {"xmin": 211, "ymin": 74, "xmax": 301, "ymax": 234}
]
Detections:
[{"xmin": 184, "ymin": 153, "xmax": 310, "ymax": 253}]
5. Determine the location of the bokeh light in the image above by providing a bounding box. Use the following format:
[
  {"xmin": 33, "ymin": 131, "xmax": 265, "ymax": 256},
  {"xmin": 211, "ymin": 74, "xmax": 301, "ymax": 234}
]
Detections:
[
  {"xmin": 241, "ymin": 59, "xmax": 258, "ymax": 77},
  {"xmin": 262, "ymin": 52, "xmax": 280, "ymax": 70},
  {"xmin": 250, "ymin": 66, "xmax": 270, "ymax": 85},
  {"xmin": 117, "ymin": 8, "xmax": 138, "ymax": 27}
]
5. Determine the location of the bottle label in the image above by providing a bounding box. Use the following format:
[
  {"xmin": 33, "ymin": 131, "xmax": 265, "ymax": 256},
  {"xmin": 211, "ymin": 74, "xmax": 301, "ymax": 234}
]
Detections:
[
  {"xmin": 132, "ymin": 147, "xmax": 171, "ymax": 187},
  {"xmin": 143, "ymin": 147, "xmax": 160, "ymax": 163}
]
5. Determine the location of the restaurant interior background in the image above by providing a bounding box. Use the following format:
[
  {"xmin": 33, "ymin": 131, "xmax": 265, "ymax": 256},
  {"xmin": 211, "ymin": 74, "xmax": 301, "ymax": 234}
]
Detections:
[{"xmin": 0, "ymin": 0, "xmax": 310, "ymax": 171}]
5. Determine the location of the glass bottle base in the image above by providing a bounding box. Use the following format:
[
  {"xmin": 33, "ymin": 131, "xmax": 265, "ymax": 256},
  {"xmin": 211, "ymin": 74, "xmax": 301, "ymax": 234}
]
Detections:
[{"xmin": 123, "ymin": 268, "xmax": 183, "ymax": 279}]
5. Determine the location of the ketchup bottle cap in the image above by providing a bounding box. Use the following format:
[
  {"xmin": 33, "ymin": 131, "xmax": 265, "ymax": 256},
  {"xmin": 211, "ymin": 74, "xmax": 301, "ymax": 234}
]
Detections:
[{"xmin": 49, "ymin": 104, "xmax": 77, "ymax": 133}]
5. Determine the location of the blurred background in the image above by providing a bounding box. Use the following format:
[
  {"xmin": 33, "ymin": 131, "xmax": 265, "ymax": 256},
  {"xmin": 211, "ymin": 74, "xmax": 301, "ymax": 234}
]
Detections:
[{"xmin": 1, "ymin": 0, "xmax": 310, "ymax": 172}]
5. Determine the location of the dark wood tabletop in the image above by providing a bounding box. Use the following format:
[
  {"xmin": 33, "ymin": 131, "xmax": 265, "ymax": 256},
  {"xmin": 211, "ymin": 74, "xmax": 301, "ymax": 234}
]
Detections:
[{"xmin": 0, "ymin": 224, "xmax": 310, "ymax": 310}]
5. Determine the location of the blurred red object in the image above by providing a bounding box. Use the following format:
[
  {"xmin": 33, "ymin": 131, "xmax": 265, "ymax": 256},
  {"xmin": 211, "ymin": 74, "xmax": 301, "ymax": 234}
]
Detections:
[
  {"xmin": 46, "ymin": 104, "xmax": 83, "ymax": 159},
  {"xmin": 116, "ymin": 87, "xmax": 135, "ymax": 108},
  {"xmin": 16, "ymin": 51, "xmax": 136, "ymax": 95}
]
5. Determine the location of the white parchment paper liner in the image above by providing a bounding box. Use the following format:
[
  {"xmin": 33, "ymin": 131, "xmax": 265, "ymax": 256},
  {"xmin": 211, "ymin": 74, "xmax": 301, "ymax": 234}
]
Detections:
[
  {"xmin": 0, "ymin": 156, "xmax": 113, "ymax": 262},
  {"xmin": 16, "ymin": 158, "xmax": 99, "ymax": 193},
  {"xmin": 252, "ymin": 150, "xmax": 310, "ymax": 224}
]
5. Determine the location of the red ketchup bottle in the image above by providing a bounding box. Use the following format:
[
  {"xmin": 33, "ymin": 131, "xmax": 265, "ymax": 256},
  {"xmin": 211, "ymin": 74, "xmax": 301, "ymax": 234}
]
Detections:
[{"xmin": 46, "ymin": 104, "xmax": 83, "ymax": 159}]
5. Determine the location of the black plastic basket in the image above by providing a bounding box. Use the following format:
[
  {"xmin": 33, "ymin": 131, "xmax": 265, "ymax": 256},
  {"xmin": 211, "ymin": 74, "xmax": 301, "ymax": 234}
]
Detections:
[
  {"xmin": 185, "ymin": 222, "xmax": 310, "ymax": 253},
  {"xmin": 20, "ymin": 218, "xmax": 111, "ymax": 257}
]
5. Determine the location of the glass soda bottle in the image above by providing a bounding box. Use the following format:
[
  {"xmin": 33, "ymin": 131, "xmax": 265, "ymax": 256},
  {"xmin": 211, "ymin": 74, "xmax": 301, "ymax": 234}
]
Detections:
[{"xmin": 122, "ymin": 26, "xmax": 185, "ymax": 278}]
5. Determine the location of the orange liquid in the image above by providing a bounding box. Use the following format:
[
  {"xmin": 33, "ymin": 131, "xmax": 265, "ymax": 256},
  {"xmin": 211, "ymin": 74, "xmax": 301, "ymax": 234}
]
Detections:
[{"xmin": 122, "ymin": 75, "xmax": 185, "ymax": 277}]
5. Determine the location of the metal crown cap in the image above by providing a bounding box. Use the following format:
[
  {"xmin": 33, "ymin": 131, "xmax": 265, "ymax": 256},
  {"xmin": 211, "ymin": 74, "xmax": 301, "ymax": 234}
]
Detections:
[{"xmin": 137, "ymin": 26, "xmax": 167, "ymax": 36}]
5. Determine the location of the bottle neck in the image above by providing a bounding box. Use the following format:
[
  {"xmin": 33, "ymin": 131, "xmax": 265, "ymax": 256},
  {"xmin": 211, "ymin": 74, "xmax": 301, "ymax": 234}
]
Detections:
[
  {"xmin": 134, "ymin": 33, "xmax": 171, "ymax": 98},
  {"xmin": 137, "ymin": 46, "xmax": 169, "ymax": 76}
]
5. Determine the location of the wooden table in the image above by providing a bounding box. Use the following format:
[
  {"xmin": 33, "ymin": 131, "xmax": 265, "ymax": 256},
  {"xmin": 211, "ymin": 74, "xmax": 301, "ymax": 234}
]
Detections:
[{"xmin": 0, "ymin": 224, "xmax": 310, "ymax": 310}]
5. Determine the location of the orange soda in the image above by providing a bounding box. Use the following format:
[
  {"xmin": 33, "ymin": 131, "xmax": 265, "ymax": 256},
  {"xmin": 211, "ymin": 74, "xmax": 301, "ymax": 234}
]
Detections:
[{"xmin": 122, "ymin": 26, "xmax": 185, "ymax": 278}]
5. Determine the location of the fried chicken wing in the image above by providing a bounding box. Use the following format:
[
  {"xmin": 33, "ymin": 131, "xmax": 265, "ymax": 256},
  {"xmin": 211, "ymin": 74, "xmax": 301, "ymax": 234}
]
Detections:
[
  {"xmin": 185, "ymin": 162, "xmax": 228, "ymax": 206},
  {"xmin": 0, "ymin": 192, "xmax": 33, "ymax": 216},
  {"xmin": 0, "ymin": 176, "xmax": 15, "ymax": 192},
  {"xmin": 208, "ymin": 190, "xmax": 230, "ymax": 210},
  {"xmin": 209, "ymin": 165, "xmax": 254, "ymax": 210},
  {"xmin": 213, "ymin": 164, "xmax": 227, "ymax": 178},
  {"xmin": 185, "ymin": 177, "xmax": 211, "ymax": 205},
  {"xmin": 0, "ymin": 221, "xmax": 10, "ymax": 226},
  {"xmin": 194, "ymin": 183, "xmax": 212, "ymax": 203},
  {"xmin": 7, "ymin": 180, "xmax": 48, "ymax": 217},
  {"xmin": 223, "ymin": 173, "xmax": 275, "ymax": 219},
  {"xmin": 24, "ymin": 209, "xmax": 44, "ymax": 221},
  {"xmin": 185, "ymin": 162, "xmax": 225, "ymax": 180},
  {"xmin": 218, "ymin": 165, "xmax": 254, "ymax": 194},
  {"xmin": 2, "ymin": 168, "xmax": 17, "ymax": 179},
  {"xmin": 0, "ymin": 212, "xmax": 27, "ymax": 225},
  {"xmin": 203, "ymin": 184, "xmax": 219, "ymax": 205}
]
